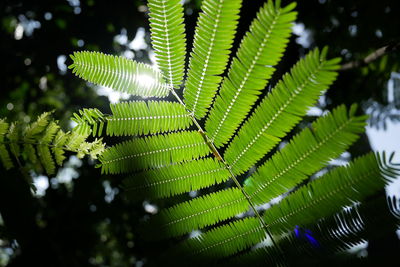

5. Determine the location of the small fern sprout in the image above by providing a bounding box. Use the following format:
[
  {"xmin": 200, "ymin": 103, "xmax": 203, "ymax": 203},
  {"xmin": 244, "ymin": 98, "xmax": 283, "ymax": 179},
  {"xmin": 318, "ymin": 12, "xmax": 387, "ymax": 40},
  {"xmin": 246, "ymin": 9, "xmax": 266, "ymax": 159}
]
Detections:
[{"xmin": 69, "ymin": 0, "xmax": 399, "ymax": 264}]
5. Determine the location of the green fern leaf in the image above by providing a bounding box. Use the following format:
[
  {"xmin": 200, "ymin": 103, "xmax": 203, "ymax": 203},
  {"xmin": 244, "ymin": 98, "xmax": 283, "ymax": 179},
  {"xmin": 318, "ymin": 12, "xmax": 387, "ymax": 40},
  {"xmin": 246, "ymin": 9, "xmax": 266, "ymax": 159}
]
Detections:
[
  {"xmin": 23, "ymin": 112, "xmax": 52, "ymax": 141},
  {"xmin": 65, "ymin": 0, "xmax": 397, "ymax": 262},
  {"xmin": 225, "ymin": 48, "xmax": 340, "ymax": 174},
  {"xmin": 205, "ymin": 1, "xmax": 297, "ymax": 147},
  {"xmin": 0, "ymin": 114, "xmax": 104, "ymax": 175},
  {"xmin": 100, "ymin": 131, "xmax": 210, "ymax": 174},
  {"xmin": 183, "ymin": 0, "xmax": 242, "ymax": 119},
  {"xmin": 147, "ymin": 187, "xmax": 247, "ymax": 238},
  {"xmin": 177, "ymin": 217, "xmax": 265, "ymax": 261},
  {"xmin": 69, "ymin": 51, "xmax": 169, "ymax": 97},
  {"xmin": 245, "ymin": 104, "xmax": 367, "ymax": 205},
  {"xmin": 52, "ymin": 130, "xmax": 69, "ymax": 166},
  {"xmin": 108, "ymin": 101, "xmax": 192, "ymax": 135},
  {"xmin": 23, "ymin": 144, "xmax": 38, "ymax": 166},
  {"xmin": 37, "ymin": 121, "xmax": 59, "ymax": 175},
  {"xmin": 74, "ymin": 101, "xmax": 193, "ymax": 136},
  {"xmin": 123, "ymin": 158, "xmax": 229, "ymax": 200},
  {"xmin": 148, "ymin": 0, "xmax": 186, "ymax": 88}
]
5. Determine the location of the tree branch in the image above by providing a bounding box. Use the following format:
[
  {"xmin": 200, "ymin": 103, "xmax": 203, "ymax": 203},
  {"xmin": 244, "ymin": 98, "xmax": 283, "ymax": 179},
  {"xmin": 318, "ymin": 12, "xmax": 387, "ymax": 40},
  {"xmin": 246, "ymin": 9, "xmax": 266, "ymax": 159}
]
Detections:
[{"xmin": 340, "ymin": 40, "xmax": 400, "ymax": 71}]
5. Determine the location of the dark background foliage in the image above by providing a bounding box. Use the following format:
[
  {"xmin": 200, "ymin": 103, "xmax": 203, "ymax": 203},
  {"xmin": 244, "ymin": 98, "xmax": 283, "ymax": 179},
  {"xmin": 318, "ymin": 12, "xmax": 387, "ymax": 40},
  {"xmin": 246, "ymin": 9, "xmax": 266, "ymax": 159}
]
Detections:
[{"xmin": 0, "ymin": 0, "xmax": 399, "ymax": 266}]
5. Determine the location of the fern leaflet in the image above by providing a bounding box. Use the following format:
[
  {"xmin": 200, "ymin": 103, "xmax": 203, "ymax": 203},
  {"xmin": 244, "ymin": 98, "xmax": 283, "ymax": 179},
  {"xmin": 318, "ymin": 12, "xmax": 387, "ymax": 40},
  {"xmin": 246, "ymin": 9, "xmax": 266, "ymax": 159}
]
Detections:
[
  {"xmin": 69, "ymin": 51, "xmax": 169, "ymax": 97},
  {"xmin": 183, "ymin": 0, "xmax": 242, "ymax": 119},
  {"xmin": 148, "ymin": 0, "xmax": 186, "ymax": 88}
]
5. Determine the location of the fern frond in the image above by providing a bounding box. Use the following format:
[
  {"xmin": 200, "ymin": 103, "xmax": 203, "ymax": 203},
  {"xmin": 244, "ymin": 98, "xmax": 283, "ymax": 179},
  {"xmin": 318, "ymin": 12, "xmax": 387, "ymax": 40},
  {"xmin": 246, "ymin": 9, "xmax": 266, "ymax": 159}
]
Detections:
[
  {"xmin": 148, "ymin": 0, "xmax": 186, "ymax": 88},
  {"xmin": 122, "ymin": 158, "xmax": 229, "ymax": 200},
  {"xmin": 99, "ymin": 131, "xmax": 210, "ymax": 174},
  {"xmin": 263, "ymin": 153, "xmax": 396, "ymax": 235},
  {"xmin": 183, "ymin": 0, "xmax": 242, "ymax": 119},
  {"xmin": 205, "ymin": 1, "xmax": 297, "ymax": 147},
  {"xmin": 245, "ymin": 105, "xmax": 367, "ymax": 205},
  {"xmin": 0, "ymin": 119, "xmax": 13, "ymax": 169},
  {"xmin": 147, "ymin": 188, "xmax": 247, "ymax": 239},
  {"xmin": 177, "ymin": 217, "xmax": 265, "ymax": 261},
  {"xmin": 37, "ymin": 121, "xmax": 59, "ymax": 174},
  {"xmin": 65, "ymin": 0, "xmax": 397, "ymax": 263},
  {"xmin": 73, "ymin": 101, "xmax": 192, "ymax": 136},
  {"xmin": 23, "ymin": 112, "xmax": 52, "ymax": 141},
  {"xmin": 69, "ymin": 51, "xmax": 169, "ymax": 97},
  {"xmin": 225, "ymin": 48, "xmax": 340, "ymax": 174},
  {"xmin": 0, "ymin": 113, "xmax": 105, "ymax": 175},
  {"xmin": 52, "ymin": 129, "xmax": 70, "ymax": 166}
]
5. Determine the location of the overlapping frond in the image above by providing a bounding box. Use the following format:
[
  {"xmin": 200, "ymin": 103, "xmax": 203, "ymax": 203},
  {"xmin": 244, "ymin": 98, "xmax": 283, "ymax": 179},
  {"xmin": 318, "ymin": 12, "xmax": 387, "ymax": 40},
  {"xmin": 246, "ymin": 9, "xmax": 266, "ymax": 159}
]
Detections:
[
  {"xmin": 0, "ymin": 113, "xmax": 104, "ymax": 175},
  {"xmin": 225, "ymin": 48, "xmax": 340, "ymax": 174},
  {"xmin": 245, "ymin": 104, "xmax": 367, "ymax": 205},
  {"xmin": 183, "ymin": 0, "xmax": 242, "ymax": 119},
  {"xmin": 147, "ymin": 188, "xmax": 247, "ymax": 239},
  {"xmin": 73, "ymin": 101, "xmax": 192, "ymax": 136},
  {"xmin": 69, "ymin": 51, "xmax": 169, "ymax": 97},
  {"xmin": 148, "ymin": 0, "xmax": 186, "ymax": 88},
  {"xmin": 205, "ymin": 1, "xmax": 297, "ymax": 147},
  {"xmin": 263, "ymin": 153, "xmax": 396, "ymax": 234},
  {"xmin": 99, "ymin": 131, "xmax": 210, "ymax": 174},
  {"xmin": 122, "ymin": 158, "xmax": 230, "ymax": 200}
]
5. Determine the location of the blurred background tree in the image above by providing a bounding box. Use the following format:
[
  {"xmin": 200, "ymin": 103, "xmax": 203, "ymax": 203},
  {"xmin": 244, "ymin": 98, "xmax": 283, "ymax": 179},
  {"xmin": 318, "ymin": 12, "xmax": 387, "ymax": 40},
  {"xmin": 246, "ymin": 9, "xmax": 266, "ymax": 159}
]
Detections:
[{"xmin": 0, "ymin": 0, "xmax": 399, "ymax": 266}]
